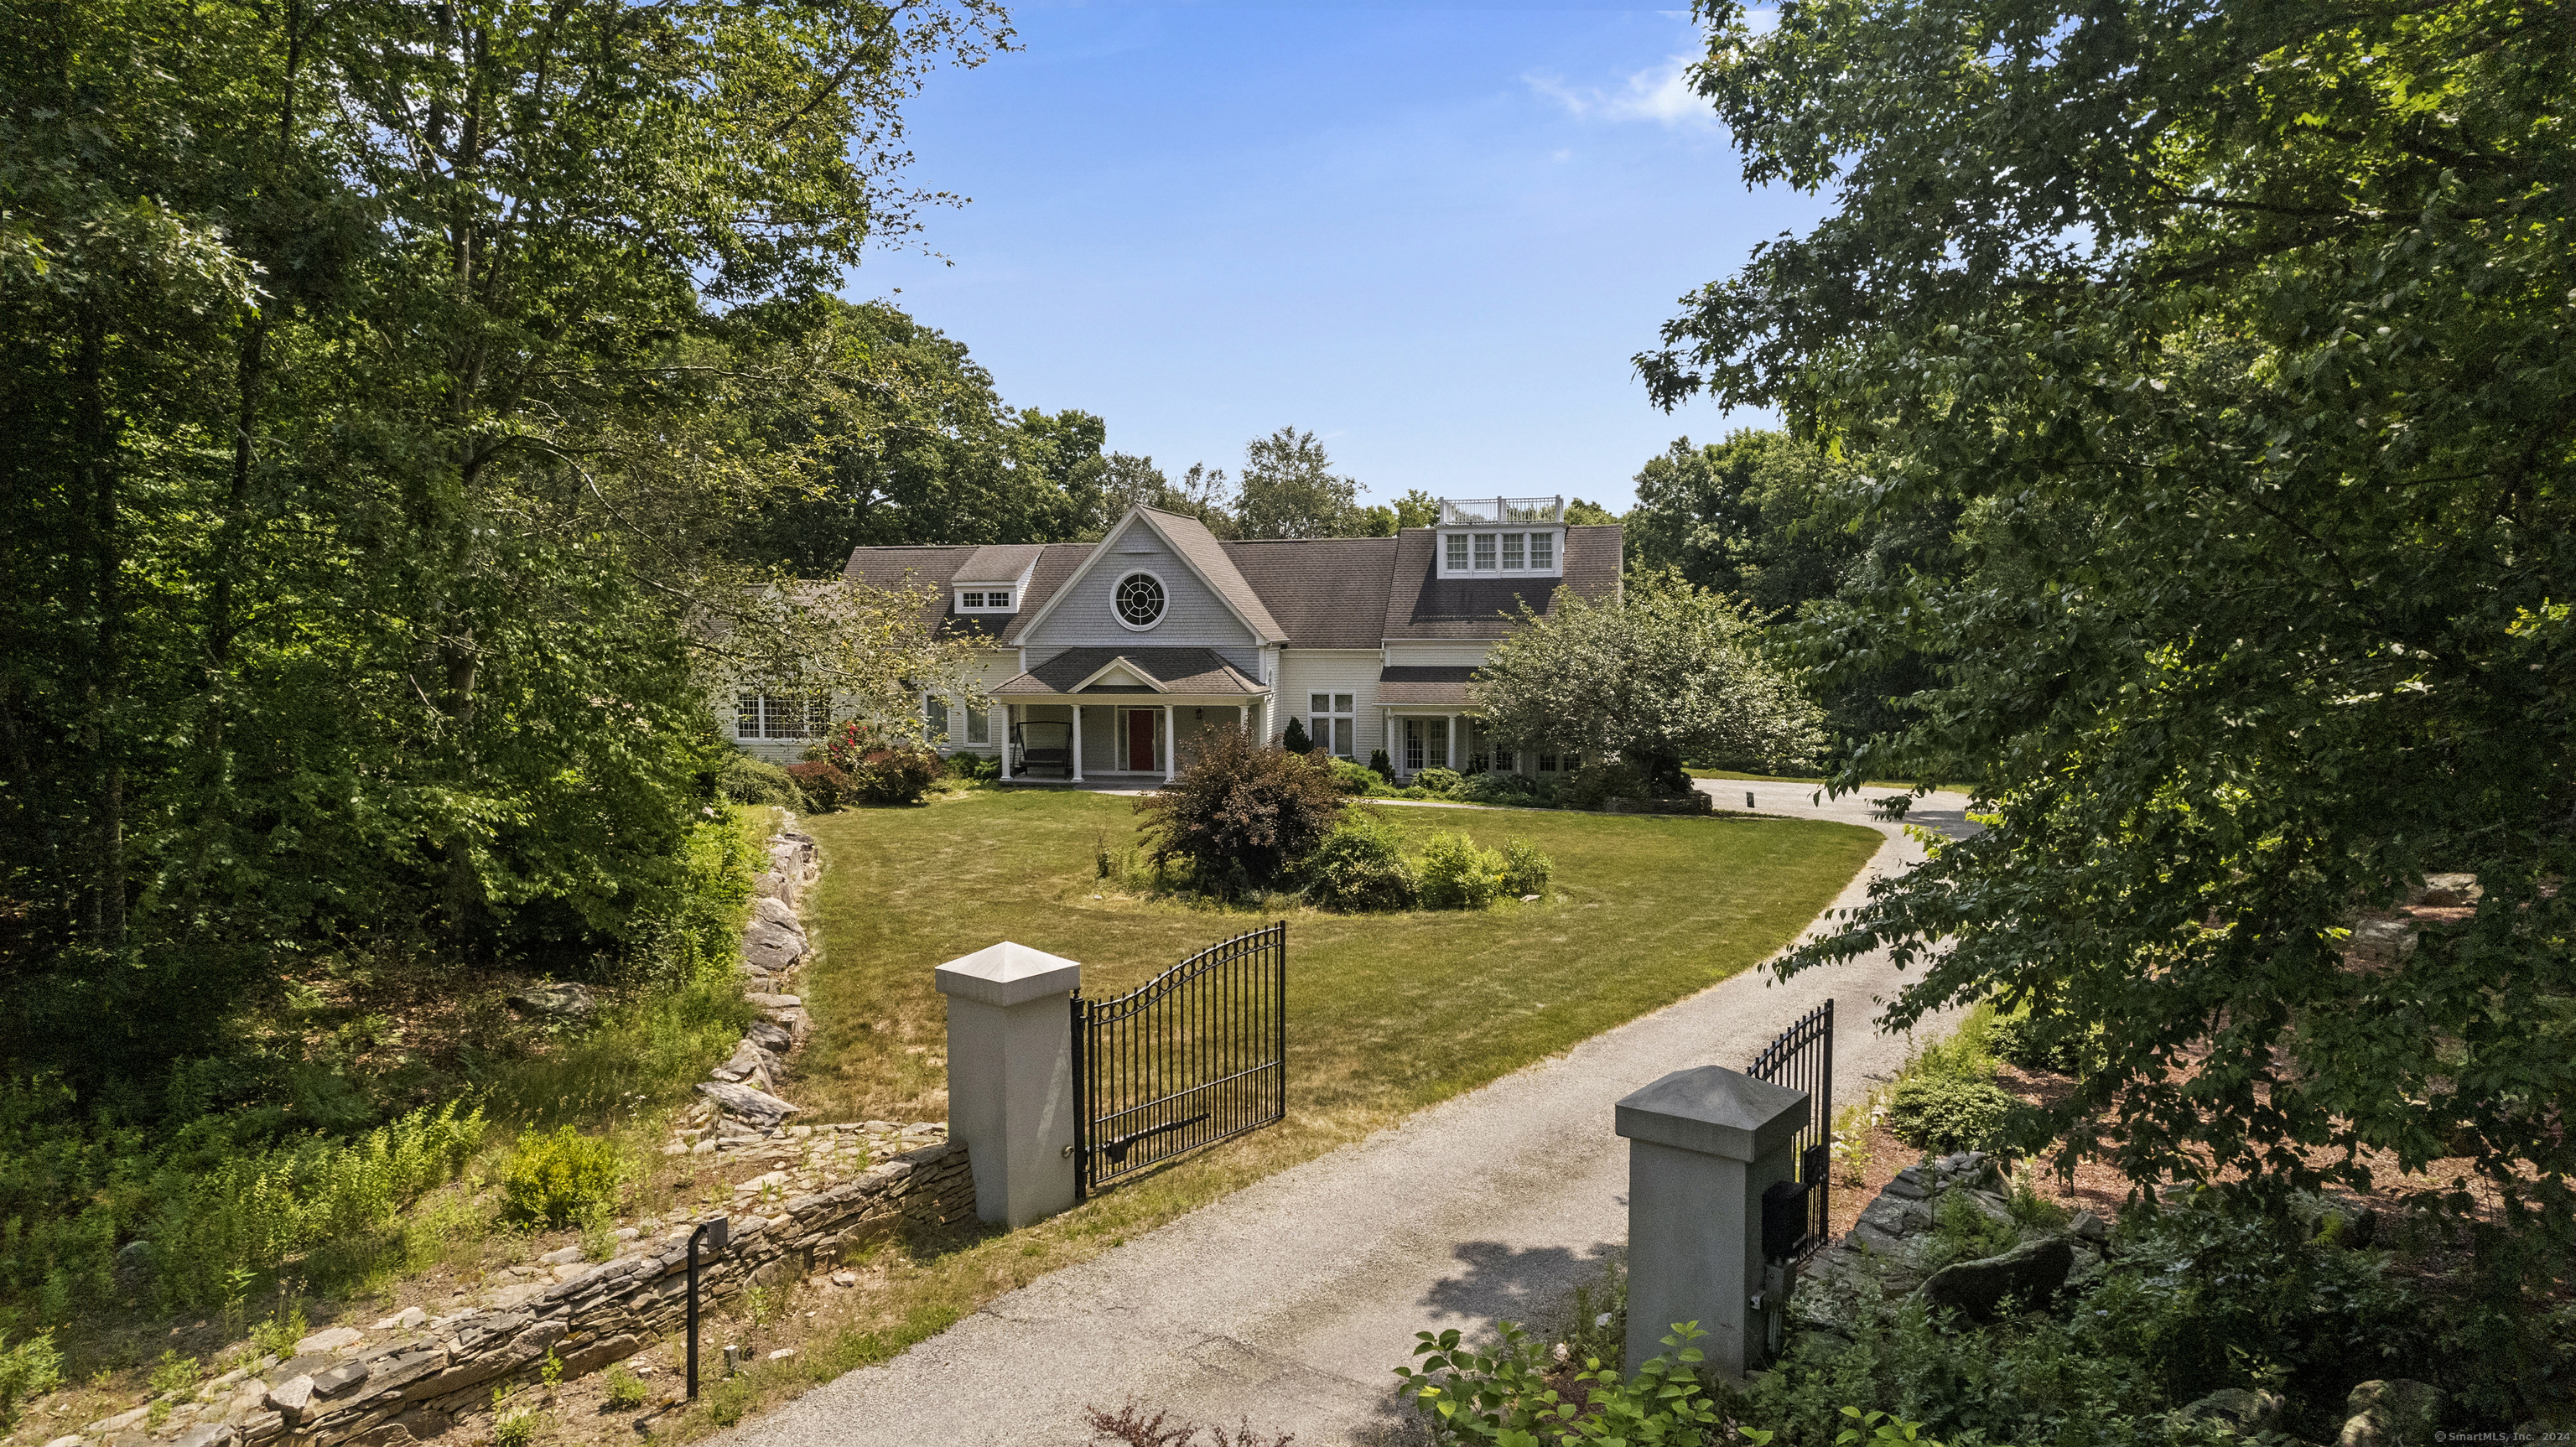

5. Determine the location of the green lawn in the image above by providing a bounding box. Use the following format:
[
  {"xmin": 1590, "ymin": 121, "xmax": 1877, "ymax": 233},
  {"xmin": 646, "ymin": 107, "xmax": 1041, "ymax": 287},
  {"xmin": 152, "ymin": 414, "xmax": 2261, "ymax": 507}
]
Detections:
[
  {"xmin": 640, "ymin": 788, "xmax": 1879, "ymax": 1439},
  {"xmin": 792, "ymin": 787, "xmax": 1882, "ymax": 1140}
]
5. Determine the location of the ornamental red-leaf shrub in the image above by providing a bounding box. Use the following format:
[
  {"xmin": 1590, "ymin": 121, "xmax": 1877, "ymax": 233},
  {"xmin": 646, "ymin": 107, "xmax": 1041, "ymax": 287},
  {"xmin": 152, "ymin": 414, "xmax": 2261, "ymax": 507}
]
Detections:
[
  {"xmin": 845, "ymin": 744, "xmax": 941, "ymax": 804},
  {"xmin": 1137, "ymin": 728, "xmax": 1345, "ymax": 887},
  {"xmin": 784, "ymin": 761, "xmax": 851, "ymax": 812}
]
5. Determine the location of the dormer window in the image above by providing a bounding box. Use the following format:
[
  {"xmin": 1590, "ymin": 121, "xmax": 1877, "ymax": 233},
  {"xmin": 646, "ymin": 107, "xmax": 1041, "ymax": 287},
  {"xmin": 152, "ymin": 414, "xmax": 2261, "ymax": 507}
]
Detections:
[
  {"xmin": 956, "ymin": 589, "xmax": 1015, "ymax": 613},
  {"xmin": 1434, "ymin": 495, "xmax": 1565, "ymax": 579}
]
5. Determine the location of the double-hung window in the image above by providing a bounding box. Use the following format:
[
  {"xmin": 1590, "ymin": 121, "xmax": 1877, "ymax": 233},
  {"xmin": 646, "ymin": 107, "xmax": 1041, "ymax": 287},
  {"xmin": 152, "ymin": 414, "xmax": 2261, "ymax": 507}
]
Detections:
[
  {"xmin": 1446, "ymin": 533, "xmax": 1469, "ymax": 571},
  {"xmin": 738, "ymin": 692, "xmax": 827, "ymax": 741},
  {"xmin": 1307, "ymin": 692, "xmax": 1355, "ymax": 758},
  {"xmin": 924, "ymin": 695, "xmax": 990, "ymax": 745}
]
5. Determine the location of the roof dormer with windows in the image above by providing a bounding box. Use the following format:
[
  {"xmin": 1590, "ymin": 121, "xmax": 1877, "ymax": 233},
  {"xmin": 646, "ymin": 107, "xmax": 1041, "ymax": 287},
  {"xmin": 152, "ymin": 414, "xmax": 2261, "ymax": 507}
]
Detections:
[
  {"xmin": 1435, "ymin": 496, "xmax": 1565, "ymax": 580},
  {"xmin": 950, "ymin": 543, "xmax": 1043, "ymax": 615}
]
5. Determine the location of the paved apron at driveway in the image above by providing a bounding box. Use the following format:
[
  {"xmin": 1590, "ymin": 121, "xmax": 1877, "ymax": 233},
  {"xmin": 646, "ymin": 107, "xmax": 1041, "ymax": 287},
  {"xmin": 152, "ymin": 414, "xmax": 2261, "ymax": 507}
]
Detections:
[{"xmin": 724, "ymin": 782, "xmax": 1971, "ymax": 1447}]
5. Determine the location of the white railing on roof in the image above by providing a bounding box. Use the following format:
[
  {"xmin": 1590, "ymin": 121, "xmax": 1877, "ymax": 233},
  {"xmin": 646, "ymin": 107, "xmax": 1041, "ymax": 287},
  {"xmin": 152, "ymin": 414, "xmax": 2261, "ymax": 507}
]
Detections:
[{"xmin": 1438, "ymin": 496, "xmax": 1565, "ymax": 526}]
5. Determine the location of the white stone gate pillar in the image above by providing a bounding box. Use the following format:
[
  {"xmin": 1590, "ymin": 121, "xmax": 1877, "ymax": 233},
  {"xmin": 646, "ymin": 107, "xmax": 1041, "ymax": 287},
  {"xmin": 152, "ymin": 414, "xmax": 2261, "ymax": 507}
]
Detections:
[
  {"xmin": 936, "ymin": 941, "xmax": 1081, "ymax": 1228},
  {"xmin": 1614, "ymin": 1066, "xmax": 1808, "ymax": 1382}
]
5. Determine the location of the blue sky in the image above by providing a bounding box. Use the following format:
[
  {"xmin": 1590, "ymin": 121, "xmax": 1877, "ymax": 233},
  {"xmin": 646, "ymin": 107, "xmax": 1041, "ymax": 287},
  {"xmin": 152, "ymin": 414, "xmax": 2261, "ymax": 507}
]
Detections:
[{"xmin": 849, "ymin": 2, "xmax": 1821, "ymax": 511}]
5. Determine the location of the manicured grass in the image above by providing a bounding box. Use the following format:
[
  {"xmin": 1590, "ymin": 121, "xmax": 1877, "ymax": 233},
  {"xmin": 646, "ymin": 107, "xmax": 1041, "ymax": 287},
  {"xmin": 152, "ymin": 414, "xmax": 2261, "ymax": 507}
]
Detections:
[
  {"xmin": 792, "ymin": 788, "xmax": 1882, "ymax": 1135},
  {"xmin": 604, "ymin": 788, "xmax": 1881, "ymax": 1439}
]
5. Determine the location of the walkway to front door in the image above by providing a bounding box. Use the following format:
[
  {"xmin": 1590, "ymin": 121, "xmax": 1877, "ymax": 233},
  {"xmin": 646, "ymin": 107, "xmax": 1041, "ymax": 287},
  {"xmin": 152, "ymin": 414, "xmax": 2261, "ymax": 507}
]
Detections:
[{"xmin": 1126, "ymin": 709, "xmax": 1156, "ymax": 771}]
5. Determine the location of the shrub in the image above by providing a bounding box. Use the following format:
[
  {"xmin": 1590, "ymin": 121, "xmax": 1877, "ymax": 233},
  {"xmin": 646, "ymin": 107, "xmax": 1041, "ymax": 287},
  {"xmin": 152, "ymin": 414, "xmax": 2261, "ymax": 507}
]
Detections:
[
  {"xmin": 148, "ymin": 1349, "xmax": 197, "ymax": 1398},
  {"xmin": 1990, "ymin": 1010, "xmax": 2088, "ymax": 1075},
  {"xmin": 945, "ymin": 751, "xmax": 1001, "ymax": 782},
  {"xmin": 844, "ymin": 744, "xmax": 941, "ymax": 804},
  {"xmin": 1561, "ymin": 758, "xmax": 1654, "ymax": 810},
  {"xmin": 782, "ymin": 761, "xmax": 850, "ymax": 812},
  {"xmin": 1368, "ymin": 748, "xmax": 1395, "ymax": 782},
  {"xmin": 1883, "ymin": 1076, "xmax": 2016, "ymax": 1154},
  {"xmin": 1326, "ymin": 757, "xmax": 1384, "ymax": 795},
  {"xmin": 0, "ymin": 1332, "xmax": 63, "ymax": 1425},
  {"xmin": 1415, "ymin": 766, "xmax": 1463, "ymax": 795},
  {"xmin": 1137, "ymin": 729, "xmax": 1345, "ymax": 885},
  {"xmin": 1395, "ymin": 1320, "xmax": 1727, "ymax": 1444},
  {"xmin": 1301, "ymin": 809, "xmax": 1419, "ymax": 911},
  {"xmin": 1455, "ymin": 771, "xmax": 1555, "ymax": 807},
  {"xmin": 501, "ymin": 1126, "xmax": 627, "ymax": 1227},
  {"xmin": 716, "ymin": 752, "xmax": 805, "ymax": 809},
  {"xmin": 1418, "ymin": 832, "xmax": 1508, "ymax": 909},
  {"xmin": 1498, "ymin": 839, "xmax": 1551, "ymax": 896},
  {"xmin": 1281, "ymin": 716, "xmax": 1313, "ymax": 755},
  {"xmin": 601, "ymin": 1364, "xmax": 650, "ymax": 1411}
]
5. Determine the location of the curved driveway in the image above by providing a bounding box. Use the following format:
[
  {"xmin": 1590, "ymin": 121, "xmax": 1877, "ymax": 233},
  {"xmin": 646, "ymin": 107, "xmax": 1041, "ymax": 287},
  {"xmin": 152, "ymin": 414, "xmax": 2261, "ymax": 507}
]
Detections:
[{"xmin": 725, "ymin": 780, "xmax": 1972, "ymax": 1447}]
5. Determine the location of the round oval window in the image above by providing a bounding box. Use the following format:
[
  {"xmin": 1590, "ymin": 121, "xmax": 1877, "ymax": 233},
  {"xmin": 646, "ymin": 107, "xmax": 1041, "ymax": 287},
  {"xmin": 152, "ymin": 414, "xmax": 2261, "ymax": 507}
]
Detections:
[{"xmin": 1115, "ymin": 573, "xmax": 1166, "ymax": 628}]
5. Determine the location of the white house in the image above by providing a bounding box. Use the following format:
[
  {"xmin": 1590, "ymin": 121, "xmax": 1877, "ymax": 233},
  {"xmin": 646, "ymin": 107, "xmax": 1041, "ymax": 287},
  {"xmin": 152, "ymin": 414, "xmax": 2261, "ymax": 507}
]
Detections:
[{"xmin": 724, "ymin": 497, "xmax": 1623, "ymax": 783}]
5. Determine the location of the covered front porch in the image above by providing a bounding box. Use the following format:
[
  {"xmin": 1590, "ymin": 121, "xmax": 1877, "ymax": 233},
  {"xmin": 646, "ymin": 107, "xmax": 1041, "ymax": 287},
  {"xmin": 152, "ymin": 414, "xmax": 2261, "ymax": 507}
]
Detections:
[{"xmin": 992, "ymin": 648, "xmax": 1270, "ymax": 786}]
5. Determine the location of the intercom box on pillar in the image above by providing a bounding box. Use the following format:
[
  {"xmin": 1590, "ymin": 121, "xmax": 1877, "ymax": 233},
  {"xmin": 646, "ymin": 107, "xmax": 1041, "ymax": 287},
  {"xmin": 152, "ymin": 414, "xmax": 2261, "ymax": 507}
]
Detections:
[{"xmin": 1613, "ymin": 1065, "xmax": 1809, "ymax": 1381}]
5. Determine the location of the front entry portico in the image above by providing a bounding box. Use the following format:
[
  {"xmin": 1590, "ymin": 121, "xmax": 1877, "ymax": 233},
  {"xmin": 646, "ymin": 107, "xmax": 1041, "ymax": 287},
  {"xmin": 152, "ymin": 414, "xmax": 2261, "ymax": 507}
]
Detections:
[{"xmin": 995, "ymin": 647, "xmax": 1270, "ymax": 786}]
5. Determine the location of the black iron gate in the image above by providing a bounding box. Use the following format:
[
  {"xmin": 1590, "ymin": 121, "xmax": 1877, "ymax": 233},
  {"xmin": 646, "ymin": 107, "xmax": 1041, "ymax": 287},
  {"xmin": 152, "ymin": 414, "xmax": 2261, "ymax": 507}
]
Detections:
[
  {"xmin": 1748, "ymin": 998, "xmax": 1834, "ymax": 1262},
  {"xmin": 1072, "ymin": 922, "xmax": 1285, "ymax": 1198}
]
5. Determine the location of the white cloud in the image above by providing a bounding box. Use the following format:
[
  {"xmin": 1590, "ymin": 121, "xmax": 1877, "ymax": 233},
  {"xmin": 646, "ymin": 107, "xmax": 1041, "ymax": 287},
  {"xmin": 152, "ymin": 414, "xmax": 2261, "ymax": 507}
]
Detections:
[{"xmin": 1524, "ymin": 53, "xmax": 1714, "ymax": 128}]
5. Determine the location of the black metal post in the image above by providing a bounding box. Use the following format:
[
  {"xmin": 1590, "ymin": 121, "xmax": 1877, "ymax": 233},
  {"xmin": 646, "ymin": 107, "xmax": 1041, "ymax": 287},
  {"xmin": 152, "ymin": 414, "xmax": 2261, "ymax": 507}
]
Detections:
[{"xmin": 685, "ymin": 1216, "xmax": 729, "ymax": 1400}]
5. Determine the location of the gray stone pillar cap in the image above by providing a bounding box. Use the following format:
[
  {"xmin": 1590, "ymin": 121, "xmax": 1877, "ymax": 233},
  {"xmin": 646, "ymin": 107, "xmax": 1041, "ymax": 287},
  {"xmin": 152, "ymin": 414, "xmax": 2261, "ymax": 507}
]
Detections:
[
  {"xmin": 936, "ymin": 941, "xmax": 1082, "ymax": 1007},
  {"xmin": 1615, "ymin": 1066, "xmax": 1808, "ymax": 1162}
]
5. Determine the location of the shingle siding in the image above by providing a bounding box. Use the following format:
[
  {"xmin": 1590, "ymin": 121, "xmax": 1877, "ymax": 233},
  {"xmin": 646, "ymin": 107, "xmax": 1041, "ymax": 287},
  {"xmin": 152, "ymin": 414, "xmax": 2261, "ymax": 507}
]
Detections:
[
  {"xmin": 1019, "ymin": 517, "xmax": 1258, "ymax": 654},
  {"xmin": 1276, "ymin": 650, "xmax": 1388, "ymax": 761}
]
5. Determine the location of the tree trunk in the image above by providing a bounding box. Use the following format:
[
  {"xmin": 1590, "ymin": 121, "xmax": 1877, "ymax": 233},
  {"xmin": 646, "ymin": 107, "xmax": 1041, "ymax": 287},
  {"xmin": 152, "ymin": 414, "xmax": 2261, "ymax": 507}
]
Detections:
[{"xmin": 75, "ymin": 309, "xmax": 124, "ymax": 952}]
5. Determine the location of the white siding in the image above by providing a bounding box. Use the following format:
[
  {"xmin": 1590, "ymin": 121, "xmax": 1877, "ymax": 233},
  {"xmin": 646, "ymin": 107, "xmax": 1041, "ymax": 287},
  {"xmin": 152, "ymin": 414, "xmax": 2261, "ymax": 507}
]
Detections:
[
  {"xmin": 1383, "ymin": 641, "xmax": 1499, "ymax": 668},
  {"xmin": 709, "ymin": 649, "xmax": 1018, "ymax": 763},
  {"xmin": 1275, "ymin": 650, "xmax": 1386, "ymax": 761},
  {"xmin": 1021, "ymin": 516, "xmax": 1257, "ymax": 655}
]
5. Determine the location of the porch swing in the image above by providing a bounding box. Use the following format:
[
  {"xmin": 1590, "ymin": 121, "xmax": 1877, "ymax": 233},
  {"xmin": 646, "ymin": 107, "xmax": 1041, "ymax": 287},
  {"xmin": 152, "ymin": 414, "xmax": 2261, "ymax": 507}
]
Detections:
[{"xmin": 1010, "ymin": 718, "xmax": 1072, "ymax": 779}]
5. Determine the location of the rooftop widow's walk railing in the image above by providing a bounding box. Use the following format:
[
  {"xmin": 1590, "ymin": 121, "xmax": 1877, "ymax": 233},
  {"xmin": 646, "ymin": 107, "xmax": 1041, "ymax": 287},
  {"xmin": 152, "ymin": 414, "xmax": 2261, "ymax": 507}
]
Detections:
[{"xmin": 1438, "ymin": 496, "xmax": 1565, "ymax": 527}]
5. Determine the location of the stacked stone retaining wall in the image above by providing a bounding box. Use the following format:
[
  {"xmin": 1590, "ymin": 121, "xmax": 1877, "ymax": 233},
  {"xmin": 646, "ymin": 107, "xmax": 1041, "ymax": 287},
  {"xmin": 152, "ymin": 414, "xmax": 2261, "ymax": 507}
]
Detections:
[{"xmin": 160, "ymin": 1141, "xmax": 974, "ymax": 1447}]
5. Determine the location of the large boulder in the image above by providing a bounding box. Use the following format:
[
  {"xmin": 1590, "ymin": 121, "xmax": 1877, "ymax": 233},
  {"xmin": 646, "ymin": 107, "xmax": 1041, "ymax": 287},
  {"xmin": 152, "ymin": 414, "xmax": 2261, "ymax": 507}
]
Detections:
[
  {"xmin": 742, "ymin": 920, "xmax": 805, "ymax": 972},
  {"xmin": 750, "ymin": 896, "xmax": 802, "ymax": 934},
  {"xmin": 2339, "ymin": 1381, "xmax": 2444, "ymax": 1447},
  {"xmin": 694, "ymin": 1081, "xmax": 801, "ymax": 1130},
  {"xmin": 2176, "ymin": 1388, "xmax": 2286, "ymax": 1437},
  {"xmin": 1916, "ymin": 1237, "xmax": 2074, "ymax": 1321},
  {"xmin": 505, "ymin": 981, "xmax": 597, "ymax": 1022}
]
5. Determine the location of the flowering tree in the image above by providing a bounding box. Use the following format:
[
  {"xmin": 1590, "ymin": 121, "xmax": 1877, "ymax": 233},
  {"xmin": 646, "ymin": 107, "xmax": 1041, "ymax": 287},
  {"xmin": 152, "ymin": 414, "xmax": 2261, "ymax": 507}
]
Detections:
[{"xmin": 1470, "ymin": 570, "xmax": 1823, "ymax": 791}]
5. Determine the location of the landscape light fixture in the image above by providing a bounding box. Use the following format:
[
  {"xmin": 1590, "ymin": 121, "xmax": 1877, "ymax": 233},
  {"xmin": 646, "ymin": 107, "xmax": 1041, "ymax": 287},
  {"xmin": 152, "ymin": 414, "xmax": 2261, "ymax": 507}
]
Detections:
[{"xmin": 685, "ymin": 1216, "xmax": 730, "ymax": 1399}]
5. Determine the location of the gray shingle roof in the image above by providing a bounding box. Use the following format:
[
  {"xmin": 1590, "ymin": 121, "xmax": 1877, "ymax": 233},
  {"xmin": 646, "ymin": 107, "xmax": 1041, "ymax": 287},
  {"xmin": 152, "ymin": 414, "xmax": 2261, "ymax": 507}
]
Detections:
[
  {"xmin": 1376, "ymin": 665, "xmax": 1478, "ymax": 706},
  {"xmin": 1380, "ymin": 524, "xmax": 1623, "ymax": 640},
  {"xmin": 844, "ymin": 521, "xmax": 1623, "ymax": 651},
  {"xmin": 1136, "ymin": 508, "xmax": 1285, "ymax": 641},
  {"xmin": 993, "ymin": 647, "xmax": 1265, "ymax": 697},
  {"xmin": 1222, "ymin": 537, "xmax": 1399, "ymax": 649},
  {"xmin": 953, "ymin": 543, "xmax": 1046, "ymax": 585}
]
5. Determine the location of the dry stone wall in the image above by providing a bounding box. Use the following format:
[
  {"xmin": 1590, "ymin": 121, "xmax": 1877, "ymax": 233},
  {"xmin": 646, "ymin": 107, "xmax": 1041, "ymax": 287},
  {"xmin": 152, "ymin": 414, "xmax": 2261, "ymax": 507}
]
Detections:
[{"xmin": 65, "ymin": 818, "xmax": 974, "ymax": 1447}]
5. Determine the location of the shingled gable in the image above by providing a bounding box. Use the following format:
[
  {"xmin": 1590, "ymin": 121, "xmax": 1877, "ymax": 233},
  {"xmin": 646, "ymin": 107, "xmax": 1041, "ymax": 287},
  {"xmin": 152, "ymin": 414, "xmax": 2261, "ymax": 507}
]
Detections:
[{"xmin": 1006, "ymin": 507, "xmax": 1286, "ymax": 646}]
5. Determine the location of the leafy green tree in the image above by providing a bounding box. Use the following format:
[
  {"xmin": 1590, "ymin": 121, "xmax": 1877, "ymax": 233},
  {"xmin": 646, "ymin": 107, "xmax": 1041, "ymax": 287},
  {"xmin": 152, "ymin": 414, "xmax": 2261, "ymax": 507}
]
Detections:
[
  {"xmin": 0, "ymin": 0, "xmax": 1004, "ymax": 1092},
  {"xmin": 1644, "ymin": 0, "xmax": 2576, "ymax": 1263},
  {"xmin": 1626, "ymin": 432, "xmax": 1854, "ymax": 612},
  {"xmin": 1564, "ymin": 499, "xmax": 1620, "ymax": 526},
  {"xmin": 1236, "ymin": 426, "xmax": 1362, "ymax": 539},
  {"xmin": 1391, "ymin": 489, "xmax": 1442, "ymax": 531},
  {"xmin": 1472, "ymin": 571, "xmax": 1823, "ymax": 791},
  {"xmin": 1093, "ymin": 454, "xmax": 1236, "ymax": 538}
]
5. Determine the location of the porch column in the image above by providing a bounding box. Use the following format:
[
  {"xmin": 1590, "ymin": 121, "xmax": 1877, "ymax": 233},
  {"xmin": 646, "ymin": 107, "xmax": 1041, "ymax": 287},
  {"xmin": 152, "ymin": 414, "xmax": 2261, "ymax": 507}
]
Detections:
[
  {"xmin": 1004, "ymin": 704, "xmax": 1018, "ymax": 781},
  {"xmin": 1446, "ymin": 714, "xmax": 1457, "ymax": 771},
  {"xmin": 1071, "ymin": 704, "xmax": 1084, "ymax": 782},
  {"xmin": 1162, "ymin": 705, "xmax": 1176, "ymax": 784}
]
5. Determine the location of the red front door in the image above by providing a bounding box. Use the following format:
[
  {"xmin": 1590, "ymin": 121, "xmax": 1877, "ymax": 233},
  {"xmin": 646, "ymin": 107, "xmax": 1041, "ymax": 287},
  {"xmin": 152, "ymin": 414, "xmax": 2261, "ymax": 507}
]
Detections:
[{"xmin": 1127, "ymin": 709, "xmax": 1156, "ymax": 771}]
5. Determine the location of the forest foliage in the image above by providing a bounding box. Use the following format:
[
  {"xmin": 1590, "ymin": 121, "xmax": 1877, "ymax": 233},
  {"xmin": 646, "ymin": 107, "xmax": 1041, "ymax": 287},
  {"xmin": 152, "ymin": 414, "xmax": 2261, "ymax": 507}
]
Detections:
[{"xmin": 1635, "ymin": 0, "xmax": 2576, "ymax": 1258}]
